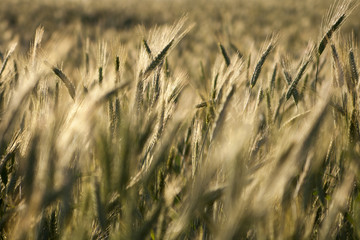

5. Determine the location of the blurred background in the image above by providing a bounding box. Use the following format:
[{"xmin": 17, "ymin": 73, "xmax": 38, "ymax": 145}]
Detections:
[{"xmin": 1, "ymin": 0, "xmax": 359, "ymax": 48}]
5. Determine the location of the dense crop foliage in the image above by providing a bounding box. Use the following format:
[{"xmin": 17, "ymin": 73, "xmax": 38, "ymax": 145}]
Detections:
[{"xmin": 1, "ymin": 0, "xmax": 360, "ymax": 239}]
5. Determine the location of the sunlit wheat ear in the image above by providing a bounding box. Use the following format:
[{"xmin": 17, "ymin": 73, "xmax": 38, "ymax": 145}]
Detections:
[
  {"xmin": 318, "ymin": 0, "xmax": 356, "ymax": 55},
  {"xmin": 45, "ymin": 61, "xmax": 76, "ymax": 100},
  {"xmin": 219, "ymin": 43, "xmax": 230, "ymax": 67},
  {"xmin": 285, "ymin": 44, "xmax": 314, "ymax": 101},
  {"xmin": 138, "ymin": 16, "xmax": 193, "ymax": 78},
  {"xmin": 0, "ymin": 42, "xmax": 17, "ymax": 78},
  {"xmin": 250, "ymin": 34, "xmax": 278, "ymax": 88},
  {"xmin": 0, "ymin": 72, "xmax": 39, "ymax": 142},
  {"xmin": 143, "ymin": 39, "xmax": 174, "ymax": 79},
  {"xmin": 349, "ymin": 48, "xmax": 358, "ymax": 84}
]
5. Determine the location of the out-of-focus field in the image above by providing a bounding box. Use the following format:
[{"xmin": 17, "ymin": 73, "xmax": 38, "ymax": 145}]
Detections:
[
  {"xmin": 1, "ymin": 0, "xmax": 360, "ymax": 239},
  {"xmin": 2, "ymin": 0, "xmax": 359, "ymax": 54},
  {"xmin": 2, "ymin": 0, "xmax": 360, "ymax": 76}
]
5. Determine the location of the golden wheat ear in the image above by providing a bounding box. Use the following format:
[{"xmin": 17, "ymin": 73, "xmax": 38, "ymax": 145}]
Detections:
[
  {"xmin": 318, "ymin": 0, "xmax": 357, "ymax": 55},
  {"xmin": 250, "ymin": 34, "xmax": 278, "ymax": 89},
  {"xmin": 44, "ymin": 61, "xmax": 76, "ymax": 100},
  {"xmin": 285, "ymin": 44, "xmax": 314, "ymax": 102}
]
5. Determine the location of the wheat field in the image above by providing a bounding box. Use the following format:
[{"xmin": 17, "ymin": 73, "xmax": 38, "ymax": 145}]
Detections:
[{"xmin": 1, "ymin": 0, "xmax": 360, "ymax": 239}]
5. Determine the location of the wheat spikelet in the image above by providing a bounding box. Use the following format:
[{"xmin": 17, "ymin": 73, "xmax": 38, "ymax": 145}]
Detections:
[
  {"xmin": 98, "ymin": 67, "xmax": 103, "ymax": 85},
  {"xmin": 330, "ymin": 43, "xmax": 344, "ymax": 87},
  {"xmin": 318, "ymin": 0, "xmax": 356, "ymax": 55},
  {"xmin": 280, "ymin": 57, "xmax": 292, "ymax": 85},
  {"xmin": 229, "ymin": 42, "xmax": 243, "ymax": 58},
  {"xmin": 255, "ymin": 86, "xmax": 264, "ymax": 109},
  {"xmin": 46, "ymin": 62, "xmax": 76, "ymax": 100},
  {"xmin": 280, "ymin": 57, "xmax": 299, "ymax": 104},
  {"xmin": 143, "ymin": 39, "xmax": 153, "ymax": 58},
  {"xmin": 13, "ymin": 60, "xmax": 19, "ymax": 86},
  {"xmin": 318, "ymin": 14, "xmax": 345, "ymax": 55},
  {"xmin": 250, "ymin": 34, "xmax": 277, "ymax": 88},
  {"xmin": 143, "ymin": 39, "xmax": 174, "ymax": 79},
  {"xmin": 269, "ymin": 63, "xmax": 277, "ymax": 94},
  {"xmin": 349, "ymin": 48, "xmax": 358, "ymax": 84},
  {"xmin": 219, "ymin": 43, "xmax": 230, "ymax": 67},
  {"xmin": 285, "ymin": 44, "xmax": 314, "ymax": 101},
  {"xmin": 265, "ymin": 89, "xmax": 272, "ymax": 125}
]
